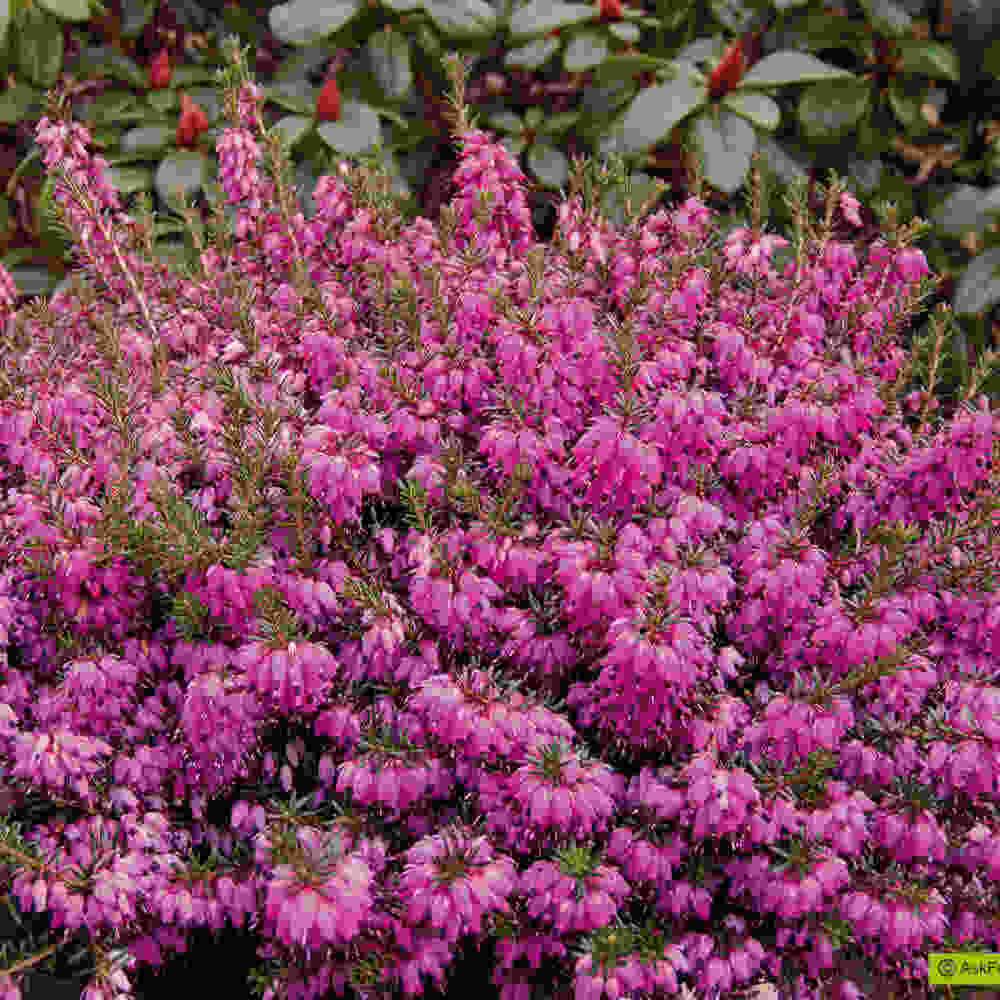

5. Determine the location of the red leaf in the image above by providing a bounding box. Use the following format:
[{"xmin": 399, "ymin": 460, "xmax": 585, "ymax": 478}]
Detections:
[
  {"xmin": 708, "ymin": 40, "xmax": 745, "ymax": 100},
  {"xmin": 148, "ymin": 48, "xmax": 172, "ymax": 90},
  {"xmin": 315, "ymin": 75, "xmax": 342, "ymax": 123},
  {"xmin": 599, "ymin": 0, "xmax": 624, "ymax": 20}
]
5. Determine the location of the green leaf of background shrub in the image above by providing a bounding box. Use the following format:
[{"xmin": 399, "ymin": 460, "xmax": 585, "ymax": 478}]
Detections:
[
  {"xmin": 269, "ymin": 0, "xmax": 363, "ymax": 46},
  {"xmin": 316, "ymin": 101, "xmax": 382, "ymax": 155},
  {"xmin": 692, "ymin": 110, "xmax": 757, "ymax": 194},
  {"xmin": 508, "ymin": 1, "xmax": 594, "ymax": 41}
]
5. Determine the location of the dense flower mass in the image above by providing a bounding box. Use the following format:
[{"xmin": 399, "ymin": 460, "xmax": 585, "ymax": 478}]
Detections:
[{"xmin": 3, "ymin": 47, "xmax": 1000, "ymax": 1000}]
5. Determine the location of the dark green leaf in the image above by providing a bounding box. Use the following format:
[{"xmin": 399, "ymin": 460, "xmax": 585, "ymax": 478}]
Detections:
[
  {"xmin": 931, "ymin": 184, "xmax": 1000, "ymax": 238},
  {"xmin": 692, "ymin": 110, "xmax": 756, "ymax": 195},
  {"xmin": 508, "ymin": 2, "xmax": 595, "ymax": 41},
  {"xmin": 618, "ymin": 67, "xmax": 707, "ymax": 152},
  {"xmin": 5, "ymin": 265, "xmax": 57, "ymax": 297},
  {"xmin": 797, "ymin": 78, "xmax": 870, "ymax": 141},
  {"xmin": 69, "ymin": 46, "xmax": 147, "ymax": 88},
  {"xmin": 316, "ymin": 100, "xmax": 382, "ymax": 155},
  {"xmin": 954, "ymin": 248, "xmax": 1000, "ymax": 316},
  {"xmin": 266, "ymin": 79, "xmax": 315, "ymax": 115},
  {"xmin": 607, "ymin": 22, "xmax": 640, "ymax": 43},
  {"xmin": 17, "ymin": 6, "xmax": 64, "ymax": 87},
  {"xmin": 80, "ymin": 90, "xmax": 138, "ymax": 123},
  {"xmin": 721, "ymin": 91, "xmax": 781, "ymax": 131},
  {"xmin": 120, "ymin": 0, "xmax": 156, "ymax": 38},
  {"xmin": 272, "ymin": 114, "xmax": 314, "ymax": 149},
  {"xmin": 155, "ymin": 150, "xmax": 210, "ymax": 206},
  {"xmin": 504, "ymin": 37, "xmax": 560, "ymax": 70},
  {"xmin": 423, "ymin": 0, "xmax": 499, "ymax": 39},
  {"xmin": 486, "ymin": 110, "xmax": 524, "ymax": 133},
  {"xmin": 0, "ymin": 81, "xmax": 40, "ymax": 124},
  {"xmin": 887, "ymin": 77, "xmax": 924, "ymax": 130},
  {"xmin": 539, "ymin": 110, "xmax": 581, "ymax": 134},
  {"xmin": 108, "ymin": 165, "xmax": 154, "ymax": 196},
  {"xmin": 709, "ymin": 0, "xmax": 758, "ymax": 32},
  {"xmin": 739, "ymin": 51, "xmax": 855, "ymax": 88},
  {"xmin": 171, "ymin": 65, "xmax": 217, "ymax": 87},
  {"xmin": 35, "ymin": 0, "xmax": 91, "ymax": 21},
  {"xmin": 857, "ymin": 0, "xmax": 912, "ymax": 37},
  {"xmin": 896, "ymin": 40, "xmax": 961, "ymax": 82},
  {"xmin": 121, "ymin": 124, "xmax": 174, "ymax": 155},
  {"xmin": 754, "ymin": 135, "xmax": 810, "ymax": 188},
  {"xmin": 367, "ymin": 25, "xmax": 412, "ymax": 102},
  {"xmin": 146, "ymin": 90, "xmax": 176, "ymax": 115},
  {"xmin": 527, "ymin": 141, "xmax": 570, "ymax": 188},
  {"xmin": 269, "ymin": 0, "xmax": 363, "ymax": 46},
  {"xmin": 564, "ymin": 31, "xmax": 608, "ymax": 73}
]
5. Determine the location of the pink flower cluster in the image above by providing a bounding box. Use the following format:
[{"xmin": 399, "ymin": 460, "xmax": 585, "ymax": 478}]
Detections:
[{"xmin": 3, "ymin": 50, "xmax": 1000, "ymax": 1000}]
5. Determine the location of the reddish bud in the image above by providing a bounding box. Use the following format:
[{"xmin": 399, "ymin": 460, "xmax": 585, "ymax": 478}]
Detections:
[
  {"xmin": 176, "ymin": 94, "xmax": 208, "ymax": 148},
  {"xmin": 315, "ymin": 75, "xmax": 341, "ymax": 123},
  {"xmin": 148, "ymin": 48, "xmax": 172, "ymax": 90},
  {"xmin": 599, "ymin": 0, "xmax": 624, "ymax": 20},
  {"xmin": 708, "ymin": 39, "xmax": 745, "ymax": 100}
]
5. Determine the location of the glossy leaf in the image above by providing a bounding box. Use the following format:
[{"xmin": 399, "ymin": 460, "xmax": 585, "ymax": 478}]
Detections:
[
  {"xmin": 509, "ymin": 2, "xmax": 596, "ymax": 41},
  {"xmin": 0, "ymin": 82, "xmax": 39, "ymax": 124},
  {"xmin": 539, "ymin": 111, "xmax": 581, "ymax": 135},
  {"xmin": 70, "ymin": 46, "xmax": 147, "ymax": 89},
  {"xmin": 273, "ymin": 115, "xmax": 314, "ymax": 150},
  {"xmin": 486, "ymin": 110, "xmax": 524, "ymax": 133},
  {"xmin": 504, "ymin": 37, "xmax": 560, "ymax": 70},
  {"xmin": 896, "ymin": 40, "xmax": 961, "ymax": 82},
  {"xmin": 266, "ymin": 79, "xmax": 315, "ymax": 115},
  {"xmin": 607, "ymin": 21, "xmax": 640, "ymax": 42},
  {"xmin": 739, "ymin": 51, "xmax": 855, "ymax": 89},
  {"xmin": 120, "ymin": 0, "xmax": 156, "ymax": 38},
  {"xmin": 618, "ymin": 68, "xmax": 707, "ymax": 153},
  {"xmin": 108, "ymin": 165, "xmax": 154, "ymax": 196},
  {"xmin": 857, "ymin": 0, "xmax": 912, "ymax": 37},
  {"xmin": 691, "ymin": 110, "xmax": 756, "ymax": 195},
  {"xmin": 155, "ymin": 150, "xmax": 210, "ymax": 206},
  {"xmin": 887, "ymin": 77, "xmax": 924, "ymax": 131},
  {"xmin": 931, "ymin": 184, "xmax": 1000, "ymax": 238},
  {"xmin": 367, "ymin": 26, "xmax": 412, "ymax": 102},
  {"xmin": 120, "ymin": 124, "xmax": 173, "ymax": 156},
  {"xmin": 721, "ymin": 91, "xmax": 781, "ymax": 131},
  {"xmin": 424, "ymin": 0, "xmax": 499, "ymax": 39},
  {"xmin": 18, "ymin": 6, "xmax": 64, "ymax": 87},
  {"xmin": 528, "ymin": 141, "xmax": 570, "ymax": 188},
  {"xmin": 709, "ymin": 0, "xmax": 758, "ymax": 32},
  {"xmin": 316, "ymin": 100, "xmax": 382, "ymax": 155},
  {"xmin": 35, "ymin": 0, "xmax": 91, "ymax": 21},
  {"xmin": 146, "ymin": 90, "xmax": 176, "ymax": 114},
  {"xmin": 564, "ymin": 31, "xmax": 609, "ymax": 72},
  {"xmin": 954, "ymin": 248, "xmax": 1000, "ymax": 316},
  {"xmin": 269, "ymin": 0, "xmax": 363, "ymax": 46},
  {"xmin": 172, "ymin": 66, "xmax": 217, "ymax": 88},
  {"xmin": 755, "ymin": 133, "xmax": 810, "ymax": 187},
  {"xmin": 797, "ymin": 78, "xmax": 871, "ymax": 141}
]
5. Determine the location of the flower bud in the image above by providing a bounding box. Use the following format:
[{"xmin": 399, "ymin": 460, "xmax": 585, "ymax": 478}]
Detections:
[
  {"xmin": 316, "ymin": 75, "xmax": 342, "ymax": 123},
  {"xmin": 176, "ymin": 94, "xmax": 209, "ymax": 148},
  {"xmin": 148, "ymin": 48, "xmax": 172, "ymax": 89}
]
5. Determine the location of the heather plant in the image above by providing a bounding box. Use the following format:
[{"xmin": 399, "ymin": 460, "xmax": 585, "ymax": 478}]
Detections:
[{"xmin": 4, "ymin": 38, "xmax": 1000, "ymax": 1000}]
